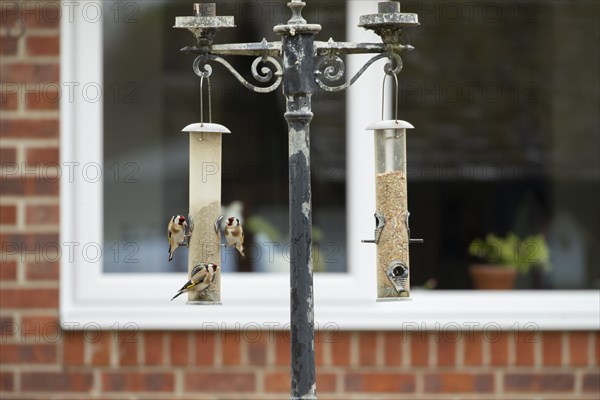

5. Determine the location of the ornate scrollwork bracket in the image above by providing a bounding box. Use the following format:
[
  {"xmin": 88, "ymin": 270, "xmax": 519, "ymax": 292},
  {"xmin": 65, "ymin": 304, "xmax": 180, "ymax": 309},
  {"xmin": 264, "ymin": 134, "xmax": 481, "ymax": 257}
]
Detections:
[
  {"xmin": 192, "ymin": 54, "xmax": 283, "ymax": 93},
  {"xmin": 315, "ymin": 51, "xmax": 403, "ymax": 92}
]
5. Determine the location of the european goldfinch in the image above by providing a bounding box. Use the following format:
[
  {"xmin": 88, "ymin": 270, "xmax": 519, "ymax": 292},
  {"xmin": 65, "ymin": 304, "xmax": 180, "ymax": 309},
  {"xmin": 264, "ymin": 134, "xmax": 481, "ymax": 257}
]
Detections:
[
  {"xmin": 171, "ymin": 263, "xmax": 219, "ymax": 301},
  {"xmin": 224, "ymin": 217, "xmax": 245, "ymax": 257},
  {"xmin": 168, "ymin": 215, "xmax": 187, "ymax": 262}
]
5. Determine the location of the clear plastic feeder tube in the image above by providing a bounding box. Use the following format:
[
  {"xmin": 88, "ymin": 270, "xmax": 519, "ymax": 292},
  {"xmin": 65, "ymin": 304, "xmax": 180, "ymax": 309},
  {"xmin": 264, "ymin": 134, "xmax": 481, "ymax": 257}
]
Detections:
[{"xmin": 367, "ymin": 119, "xmax": 414, "ymax": 300}]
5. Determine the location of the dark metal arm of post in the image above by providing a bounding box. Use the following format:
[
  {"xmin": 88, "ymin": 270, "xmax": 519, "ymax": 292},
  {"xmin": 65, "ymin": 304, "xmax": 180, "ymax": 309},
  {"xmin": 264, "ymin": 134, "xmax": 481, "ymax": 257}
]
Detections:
[
  {"xmin": 183, "ymin": 40, "xmax": 412, "ymax": 96},
  {"xmin": 182, "ymin": 40, "xmax": 411, "ymax": 57}
]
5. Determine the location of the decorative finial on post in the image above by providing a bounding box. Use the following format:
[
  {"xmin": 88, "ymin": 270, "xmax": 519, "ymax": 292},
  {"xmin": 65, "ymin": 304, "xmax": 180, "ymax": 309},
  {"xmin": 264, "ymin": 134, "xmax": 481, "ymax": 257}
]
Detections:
[{"xmin": 287, "ymin": 0, "xmax": 307, "ymax": 24}]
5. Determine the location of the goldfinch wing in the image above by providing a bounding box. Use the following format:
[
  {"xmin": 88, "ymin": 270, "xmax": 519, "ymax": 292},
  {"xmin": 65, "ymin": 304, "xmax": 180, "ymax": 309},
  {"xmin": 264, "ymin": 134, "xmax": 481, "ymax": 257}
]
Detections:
[
  {"xmin": 177, "ymin": 278, "xmax": 195, "ymax": 292},
  {"xmin": 190, "ymin": 265, "xmax": 209, "ymax": 284}
]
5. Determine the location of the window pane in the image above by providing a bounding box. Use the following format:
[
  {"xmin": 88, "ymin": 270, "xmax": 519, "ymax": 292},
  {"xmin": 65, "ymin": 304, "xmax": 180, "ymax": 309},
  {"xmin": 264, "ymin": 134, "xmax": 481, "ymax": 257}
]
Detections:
[
  {"xmin": 402, "ymin": 1, "xmax": 599, "ymax": 289},
  {"xmin": 103, "ymin": 1, "xmax": 347, "ymax": 273}
]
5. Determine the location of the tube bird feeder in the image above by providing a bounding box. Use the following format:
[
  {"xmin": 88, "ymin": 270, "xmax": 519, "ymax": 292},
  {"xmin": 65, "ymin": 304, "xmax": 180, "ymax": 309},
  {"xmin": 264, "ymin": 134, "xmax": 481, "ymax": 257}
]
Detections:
[
  {"xmin": 366, "ymin": 119, "xmax": 416, "ymax": 300},
  {"xmin": 182, "ymin": 122, "xmax": 230, "ymax": 304}
]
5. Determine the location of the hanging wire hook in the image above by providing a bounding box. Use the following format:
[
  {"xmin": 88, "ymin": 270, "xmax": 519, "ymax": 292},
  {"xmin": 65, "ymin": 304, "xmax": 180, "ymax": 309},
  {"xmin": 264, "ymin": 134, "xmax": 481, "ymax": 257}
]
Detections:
[
  {"xmin": 199, "ymin": 75, "xmax": 213, "ymax": 126},
  {"xmin": 381, "ymin": 68, "xmax": 399, "ymax": 122},
  {"xmin": 200, "ymin": 76, "xmax": 204, "ymax": 126},
  {"xmin": 207, "ymin": 76, "xmax": 212, "ymax": 123}
]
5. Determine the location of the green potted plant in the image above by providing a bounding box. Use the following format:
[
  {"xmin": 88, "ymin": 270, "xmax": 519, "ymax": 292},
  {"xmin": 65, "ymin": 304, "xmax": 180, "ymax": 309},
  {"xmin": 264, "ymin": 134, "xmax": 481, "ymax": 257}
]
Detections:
[{"xmin": 468, "ymin": 233, "xmax": 551, "ymax": 289}]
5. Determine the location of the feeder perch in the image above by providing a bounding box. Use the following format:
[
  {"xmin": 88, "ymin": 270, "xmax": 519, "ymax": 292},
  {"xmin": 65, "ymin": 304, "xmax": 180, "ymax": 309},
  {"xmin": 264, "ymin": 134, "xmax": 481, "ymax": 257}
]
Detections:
[{"xmin": 182, "ymin": 122, "xmax": 230, "ymax": 305}]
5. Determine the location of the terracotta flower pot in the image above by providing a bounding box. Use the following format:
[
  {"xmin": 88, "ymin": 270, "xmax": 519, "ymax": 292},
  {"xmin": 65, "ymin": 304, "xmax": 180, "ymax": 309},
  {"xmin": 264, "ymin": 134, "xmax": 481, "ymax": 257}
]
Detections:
[{"xmin": 469, "ymin": 264, "xmax": 517, "ymax": 290}]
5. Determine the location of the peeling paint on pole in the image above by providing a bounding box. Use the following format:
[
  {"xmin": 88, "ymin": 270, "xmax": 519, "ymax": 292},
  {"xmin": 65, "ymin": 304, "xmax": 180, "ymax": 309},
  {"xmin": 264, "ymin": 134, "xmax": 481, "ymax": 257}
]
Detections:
[{"xmin": 275, "ymin": 1, "xmax": 321, "ymax": 397}]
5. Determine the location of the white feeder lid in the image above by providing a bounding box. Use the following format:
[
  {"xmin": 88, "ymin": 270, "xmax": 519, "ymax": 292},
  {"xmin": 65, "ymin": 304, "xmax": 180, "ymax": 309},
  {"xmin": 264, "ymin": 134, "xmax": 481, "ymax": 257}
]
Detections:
[
  {"xmin": 365, "ymin": 119, "xmax": 415, "ymax": 131},
  {"xmin": 181, "ymin": 123, "xmax": 231, "ymax": 134}
]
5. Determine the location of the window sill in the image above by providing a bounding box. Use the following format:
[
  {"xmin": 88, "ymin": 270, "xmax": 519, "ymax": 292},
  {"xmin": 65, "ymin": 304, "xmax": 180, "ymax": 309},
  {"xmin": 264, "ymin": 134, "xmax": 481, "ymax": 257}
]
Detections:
[{"xmin": 61, "ymin": 287, "xmax": 600, "ymax": 331}]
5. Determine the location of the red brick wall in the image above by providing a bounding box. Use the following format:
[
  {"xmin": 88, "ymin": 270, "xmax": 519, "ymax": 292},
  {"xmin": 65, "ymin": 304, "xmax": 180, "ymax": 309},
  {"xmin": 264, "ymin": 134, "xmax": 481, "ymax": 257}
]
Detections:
[
  {"xmin": 1, "ymin": 2, "xmax": 599, "ymax": 399},
  {"xmin": 0, "ymin": 326, "xmax": 599, "ymax": 399}
]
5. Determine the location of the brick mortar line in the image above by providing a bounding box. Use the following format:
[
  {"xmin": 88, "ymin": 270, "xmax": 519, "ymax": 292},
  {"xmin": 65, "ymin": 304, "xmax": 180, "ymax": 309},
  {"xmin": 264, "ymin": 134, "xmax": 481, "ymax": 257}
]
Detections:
[
  {"xmin": 574, "ymin": 368, "xmax": 584, "ymax": 395},
  {"xmin": 374, "ymin": 331, "xmax": 384, "ymax": 367},
  {"xmin": 322, "ymin": 334, "xmax": 332, "ymax": 366},
  {"xmin": 0, "ymin": 27, "xmax": 59, "ymax": 36},
  {"xmin": 0, "ymin": 111, "xmax": 59, "ymax": 119},
  {"xmin": 507, "ymin": 331, "xmax": 515, "ymax": 366},
  {"xmin": 534, "ymin": 331, "xmax": 542, "ymax": 368},
  {"xmin": 0, "ymin": 170, "xmax": 62, "ymax": 178},
  {"xmin": 239, "ymin": 336, "xmax": 248, "ymax": 366},
  {"xmin": 0, "ymin": 336, "xmax": 64, "ymax": 345},
  {"xmin": 1, "ymin": 83, "xmax": 63, "ymax": 90},
  {"xmin": 162, "ymin": 332, "xmax": 169, "ymax": 366},
  {"xmin": 0, "ymin": 278, "xmax": 59, "ymax": 285},
  {"xmin": 178, "ymin": 332, "xmax": 190, "ymax": 366},
  {"xmin": 0, "ymin": 197, "xmax": 59, "ymax": 204},
  {"xmin": 0, "ymin": 254, "xmax": 60, "ymax": 263},
  {"xmin": 482, "ymin": 331, "xmax": 491, "ymax": 366},
  {"xmin": 110, "ymin": 330, "xmax": 118, "ymax": 368},
  {"xmin": 562, "ymin": 331, "xmax": 569, "ymax": 367},
  {"xmin": 0, "ymin": 55, "xmax": 60, "ymax": 63},
  {"xmin": 137, "ymin": 331, "xmax": 145, "ymax": 366},
  {"xmin": 402, "ymin": 332, "xmax": 410, "ymax": 366},
  {"xmin": 0, "ymin": 225, "xmax": 59, "ymax": 233},
  {"xmin": 429, "ymin": 332, "xmax": 437, "ymax": 367},
  {"xmin": 91, "ymin": 368, "xmax": 101, "ymax": 396},
  {"xmin": 589, "ymin": 331, "xmax": 596, "ymax": 366},
  {"xmin": 456, "ymin": 332, "xmax": 464, "ymax": 366},
  {"xmin": 349, "ymin": 332, "xmax": 358, "ymax": 367},
  {"xmin": 10, "ymin": 309, "xmax": 59, "ymax": 316},
  {"xmin": 22, "ymin": 29, "xmax": 61, "ymax": 36},
  {"xmin": 0, "ymin": 139, "xmax": 60, "ymax": 147},
  {"xmin": 414, "ymin": 369, "xmax": 424, "ymax": 394},
  {"xmin": 255, "ymin": 368, "xmax": 264, "ymax": 395},
  {"xmin": 174, "ymin": 367, "xmax": 183, "ymax": 396},
  {"xmin": 0, "ymin": 365, "xmax": 90, "ymax": 374},
  {"xmin": 265, "ymin": 331, "xmax": 275, "ymax": 366},
  {"xmin": 1, "ymin": 331, "xmax": 65, "ymax": 346},
  {"xmin": 497, "ymin": 368, "xmax": 504, "ymax": 395},
  {"xmin": 214, "ymin": 332, "xmax": 223, "ymax": 366},
  {"xmin": 0, "ymin": 311, "xmax": 54, "ymax": 322}
]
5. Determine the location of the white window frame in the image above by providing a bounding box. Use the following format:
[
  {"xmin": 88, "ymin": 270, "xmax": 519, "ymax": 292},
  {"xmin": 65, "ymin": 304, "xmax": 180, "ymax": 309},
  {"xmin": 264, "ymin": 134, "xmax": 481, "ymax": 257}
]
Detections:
[{"xmin": 60, "ymin": 1, "xmax": 599, "ymax": 330}]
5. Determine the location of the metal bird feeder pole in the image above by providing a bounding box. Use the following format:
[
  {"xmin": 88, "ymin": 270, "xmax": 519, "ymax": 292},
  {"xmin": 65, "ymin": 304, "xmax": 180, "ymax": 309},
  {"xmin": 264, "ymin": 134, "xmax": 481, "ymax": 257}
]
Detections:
[{"xmin": 174, "ymin": 1, "xmax": 418, "ymax": 398}]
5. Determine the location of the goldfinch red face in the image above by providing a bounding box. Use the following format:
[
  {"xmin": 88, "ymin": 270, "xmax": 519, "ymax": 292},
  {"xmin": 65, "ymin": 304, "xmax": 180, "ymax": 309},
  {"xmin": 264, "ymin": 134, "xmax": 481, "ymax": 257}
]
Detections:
[
  {"xmin": 227, "ymin": 217, "xmax": 239, "ymax": 227},
  {"xmin": 178, "ymin": 215, "xmax": 186, "ymax": 226}
]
